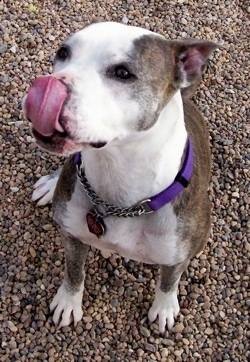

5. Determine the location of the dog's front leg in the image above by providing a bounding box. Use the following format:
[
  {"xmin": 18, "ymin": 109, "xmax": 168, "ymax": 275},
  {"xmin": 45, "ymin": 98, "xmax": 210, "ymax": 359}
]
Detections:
[
  {"xmin": 50, "ymin": 233, "xmax": 89, "ymax": 327},
  {"xmin": 148, "ymin": 260, "xmax": 189, "ymax": 333}
]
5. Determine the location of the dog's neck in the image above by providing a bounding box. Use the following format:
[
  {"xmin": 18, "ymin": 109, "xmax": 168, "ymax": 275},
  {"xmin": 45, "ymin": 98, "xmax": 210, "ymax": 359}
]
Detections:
[{"xmin": 81, "ymin": 91, "xmax": 187, "ymax": 207}]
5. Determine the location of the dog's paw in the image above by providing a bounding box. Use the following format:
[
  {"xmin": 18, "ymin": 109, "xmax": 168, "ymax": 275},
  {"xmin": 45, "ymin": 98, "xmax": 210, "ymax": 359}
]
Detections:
[
  {"xmin": 148, "ymin": 287, "xmax": 180, "ymax": 333},
  {"xmin": 32, "ymin": 171, "xmax": 60, "ymax": 206},
  {"xmin": 50, "ymin": 284, "xmax": 83, "ymax": 327}
]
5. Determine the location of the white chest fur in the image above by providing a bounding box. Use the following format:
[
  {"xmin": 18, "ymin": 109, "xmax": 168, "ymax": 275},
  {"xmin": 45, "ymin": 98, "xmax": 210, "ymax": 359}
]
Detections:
[
  {"xmin": 58, "ymin": 91, "xmax": 189, "ymax": 265},
  {"xmin": 60, "ymin": 182, "xmax": 188, "ymax": 266}
]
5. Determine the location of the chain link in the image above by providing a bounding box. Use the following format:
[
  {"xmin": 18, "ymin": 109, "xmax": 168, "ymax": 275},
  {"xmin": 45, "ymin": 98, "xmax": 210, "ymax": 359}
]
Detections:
[{"xmin": 76, "ymin": 165, "xmax": 150, "ymax": 218}]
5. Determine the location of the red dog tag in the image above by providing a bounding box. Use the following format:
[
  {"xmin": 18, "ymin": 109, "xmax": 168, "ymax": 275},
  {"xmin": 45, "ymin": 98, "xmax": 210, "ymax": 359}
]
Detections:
[{"xmin": 86, "ymin": 210, "xmax": 106, "ymax": 237}]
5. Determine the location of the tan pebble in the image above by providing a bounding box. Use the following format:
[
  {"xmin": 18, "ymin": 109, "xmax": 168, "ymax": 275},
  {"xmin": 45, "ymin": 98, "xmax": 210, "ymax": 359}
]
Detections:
[
  {"xmin": 140, "ymin": 325, "xmax": 150, "ymax": 337},
  {"xmin": 29, "ymin": 247, "xmax": 36, "ymax": 258},
  {"xmin": 11, "ymin": 295, "xmax": 20, "ymax": 302},
  {"xmin": 161, "ymin": 348, "xmax": 168, "ymax": 357},
  {"xmin": 95, "ymin": 313, "xmax": 102, "ymax": 321},
  {"xmin": 204, "ymin": 348, "xmax": 213, "ymax": 355},
  {"xmin": 100, "ymin": 250, "xmax": 112, "ymax": 258},
  {"xmin": 83, "ymin": 316, "xmax": 93, "ymax": 323},
  {"xmin": 105, "ymin": 323, "xmax": 114, "ymax": 329},
  {"xmin": 17, "ymin": 172, "xmax": 25, "ymax": 180},
  {"xmin": 234, "ymin": 275, "xmax": 240, "ymax": 281},
  {"xmin": 48, "ymin": 348, "xmax": 55, "ymax": 357},
  {"xmin": 6, "ymin": 321, "xmax": 18, "ymax": 332},
  {"xmin": 87, "ymin": 306, "xmax": 94, "ymax": 314},
  {"xmin": 85, "ymin": 322, "xmax": 92, "ymax": 330},
  {"xmin": 181, "ymin": 18, "xmax": 188, "ymax": 25},
  {"xmin": 137, "ymin": 348, "xmax": 144, "ymax": 357},
  {"xmin": 42, "ymin": 224, "xmax": 53, "ymax": 231},
  {"xmin": 24, "ymin": 208, "xmax": 31, "ymax": 217},
  {"xmin": 173, "ymin": 322, "xmax": 184, "ymax": 333},
  {"xmin": 183, "ymin": 338, "xmax": 190, "ymax": 345},
  {"xmin": 38, "ymin": 51, "xmax": 45, "ymax": 61},
  {"xmin": 24, "ymin": 232, "xmax": 31, "ymax": 240},
  {"xmin": 181, "ymin": 308, "xmax": 190, "ymax": 315},
  {"xmin": 174, "ymin": 349, "xmax": 183, "ymax": 357},
  {"xmin": 205, "ymin": 327, "xmax": 214, "ymax": 335},
  {"xmin": 103, "ymin": 316, "xmax": 110, "ymax": 324}
]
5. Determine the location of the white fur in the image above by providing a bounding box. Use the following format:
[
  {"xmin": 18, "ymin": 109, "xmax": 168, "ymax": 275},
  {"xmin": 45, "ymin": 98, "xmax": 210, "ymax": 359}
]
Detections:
[
  {"xmin": 32, "ymin": 175, "xmax": 58, "ymax": 205},
  {"xmin": 50, "ymin": 282, "xmax": 84, "ymax": 327},
  {"xmin": 63, "ymin": 191, "xmax": 180, "ymax": 266},
  {"xmin": 148, "ymin": 283, "xmax": 180, "ymax": 333}
]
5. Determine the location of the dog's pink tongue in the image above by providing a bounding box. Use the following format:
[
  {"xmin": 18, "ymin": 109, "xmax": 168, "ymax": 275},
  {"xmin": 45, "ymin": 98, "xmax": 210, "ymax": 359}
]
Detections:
[{"xmin": 25, "ymin": 76, "xmax": 68, "ymax": 136}]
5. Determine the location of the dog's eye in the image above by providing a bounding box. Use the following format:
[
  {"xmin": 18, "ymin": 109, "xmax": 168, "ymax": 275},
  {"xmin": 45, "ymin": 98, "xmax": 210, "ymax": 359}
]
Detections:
[
  {"xmin": 115, "ymin": 66, "xmax": 133, "ymax": 80},
  {"xmin": 56, "ymin": 45, "xmax": 70, "ymax": 61}
]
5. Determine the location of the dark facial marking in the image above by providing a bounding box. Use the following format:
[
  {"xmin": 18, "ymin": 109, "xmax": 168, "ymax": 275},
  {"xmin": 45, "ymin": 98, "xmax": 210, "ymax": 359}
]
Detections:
[
  {"xmin": 128, "ymin": 35, "xmax": 178, "ymax": 130},
  {"xmin": 132, "ymin": 34, "xmax": 177, "ymax": 91}
]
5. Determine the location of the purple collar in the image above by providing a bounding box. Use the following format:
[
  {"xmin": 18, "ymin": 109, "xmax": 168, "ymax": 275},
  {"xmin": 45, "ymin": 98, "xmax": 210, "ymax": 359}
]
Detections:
[
  {"xmin": 74, "ymin": 137, "xmax": 193, "ymax": 215},
  {"xmin": 145, "ymin": 137, "xmax": 194, "ymax": 211}
]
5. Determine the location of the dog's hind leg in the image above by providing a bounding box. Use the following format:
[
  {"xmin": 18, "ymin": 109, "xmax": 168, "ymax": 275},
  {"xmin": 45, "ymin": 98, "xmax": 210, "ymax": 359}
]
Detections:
[
  {"xmin": 50, "ymin": 233, "xmax": 89, "ymax": 327},
  {"xmin": 148, "ymin": 260, "xmax": 189, "ymax": 333},
  {"xmin": 32, "ymin": 168, "xmax": 62, "ymax": 206}
]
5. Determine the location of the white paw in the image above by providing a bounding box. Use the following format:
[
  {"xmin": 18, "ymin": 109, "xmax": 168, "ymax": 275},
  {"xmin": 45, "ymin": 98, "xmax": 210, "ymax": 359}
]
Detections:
[
  {"xmin": 148, "ymin": 287, "xmax": 180, "ymax": 333},
  {"xmin": 50, "ymin": 284, "xmax": 84, "ymax": 327},
  {"xmin": 32, "ymin": 173, "xmax": 59, "ymax": 206}
]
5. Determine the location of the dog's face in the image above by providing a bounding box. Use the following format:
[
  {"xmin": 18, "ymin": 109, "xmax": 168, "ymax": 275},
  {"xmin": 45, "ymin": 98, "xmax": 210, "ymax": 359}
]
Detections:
[{"xmin": 23, "ymin": 22, "xmax": 217, "ymax": 155}]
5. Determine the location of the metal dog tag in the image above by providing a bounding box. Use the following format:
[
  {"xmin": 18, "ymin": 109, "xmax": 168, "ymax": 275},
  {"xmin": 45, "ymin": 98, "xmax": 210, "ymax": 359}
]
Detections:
[{"xmin": 86, "ymin": 209, "xmax": 106, "ymax": 237}]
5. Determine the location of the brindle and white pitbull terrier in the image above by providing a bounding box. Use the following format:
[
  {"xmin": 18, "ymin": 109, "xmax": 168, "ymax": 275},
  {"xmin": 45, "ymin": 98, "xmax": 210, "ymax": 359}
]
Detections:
[{"xmin": 23, "ymin": 21, "xmax": 218, "ymax": 333}]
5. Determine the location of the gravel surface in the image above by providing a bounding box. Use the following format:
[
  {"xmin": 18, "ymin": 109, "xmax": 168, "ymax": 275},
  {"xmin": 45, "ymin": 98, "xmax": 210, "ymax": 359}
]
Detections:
[{"xmin": 0, "ymin": 0, "xmax": 249, "ymax": 361}]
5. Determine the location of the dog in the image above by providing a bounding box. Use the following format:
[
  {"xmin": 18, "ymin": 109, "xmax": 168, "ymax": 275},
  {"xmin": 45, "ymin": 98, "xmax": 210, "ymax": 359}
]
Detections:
[{"xmin": 22, "ymin": 21, "xmax": 218, "ymax": 333}]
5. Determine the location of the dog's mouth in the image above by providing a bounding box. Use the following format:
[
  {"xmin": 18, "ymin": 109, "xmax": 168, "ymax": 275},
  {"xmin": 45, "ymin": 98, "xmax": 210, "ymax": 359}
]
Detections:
[
  {"xmin": 24, "ymin": 76, "xmax": 107, "ymax": 153},
  {"xmin": 31, "ymin": 127, "xmax": 67, "ymax": 144},
  {"xmin": 32, "ymin": 127, "xmax": 107, "ymax": 151}
]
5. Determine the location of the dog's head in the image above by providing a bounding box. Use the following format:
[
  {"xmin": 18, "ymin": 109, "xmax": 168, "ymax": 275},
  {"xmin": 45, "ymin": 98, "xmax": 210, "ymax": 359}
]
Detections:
[{"xmin": 23, "ymin": 22, "xmax": 217, "ymax": 155}]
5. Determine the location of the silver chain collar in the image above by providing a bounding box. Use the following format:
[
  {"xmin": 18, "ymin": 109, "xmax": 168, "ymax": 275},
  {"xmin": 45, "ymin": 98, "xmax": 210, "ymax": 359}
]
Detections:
[{"xmin": 76, "ymin": 164, "xmax": 152, "ymax": 218}]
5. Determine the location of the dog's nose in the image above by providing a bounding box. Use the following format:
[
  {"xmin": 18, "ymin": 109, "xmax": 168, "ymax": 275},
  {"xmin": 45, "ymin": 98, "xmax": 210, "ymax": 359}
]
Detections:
[{"xmin": 24, "ymin": 76, "xmax": 68, "ymax": 137}]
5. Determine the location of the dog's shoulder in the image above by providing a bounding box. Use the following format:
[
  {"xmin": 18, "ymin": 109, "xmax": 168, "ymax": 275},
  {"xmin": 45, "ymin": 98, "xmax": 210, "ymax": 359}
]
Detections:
[
  {"xmin": 172, "ymin": 96, "xmax": 211, "ymax": 255},
  {"xmin": 183, "ymin": 96, "xmax": 211, "ymax": 170}
]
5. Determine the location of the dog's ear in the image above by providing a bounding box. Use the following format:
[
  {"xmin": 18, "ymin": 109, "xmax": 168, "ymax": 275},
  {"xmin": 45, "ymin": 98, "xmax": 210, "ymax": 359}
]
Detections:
[{"xmin": 173, "ymin": 39, "xmax": 218, "ymax": 89}]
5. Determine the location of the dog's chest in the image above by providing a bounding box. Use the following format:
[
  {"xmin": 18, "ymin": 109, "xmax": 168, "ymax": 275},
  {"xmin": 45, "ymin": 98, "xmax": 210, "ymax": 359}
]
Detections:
[{"xmin": 56, "ymin": 185, "xmax": 187, "ymax": 266}]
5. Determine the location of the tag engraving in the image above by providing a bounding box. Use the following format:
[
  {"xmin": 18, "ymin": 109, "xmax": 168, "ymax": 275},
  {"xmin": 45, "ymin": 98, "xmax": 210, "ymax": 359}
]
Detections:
[{"xmin": 86, "ymin": 209, "xmax": 106, "ymax": 237}]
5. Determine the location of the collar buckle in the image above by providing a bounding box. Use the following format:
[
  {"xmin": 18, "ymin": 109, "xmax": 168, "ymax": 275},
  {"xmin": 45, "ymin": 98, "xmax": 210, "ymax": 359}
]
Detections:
[
  {"xmin": 139, "ymin": 199, "xmax": 153, "ymax": 214},
  {"xmin": 174, "ymin": 172, "xmax": 189, "ymax": 188}
]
